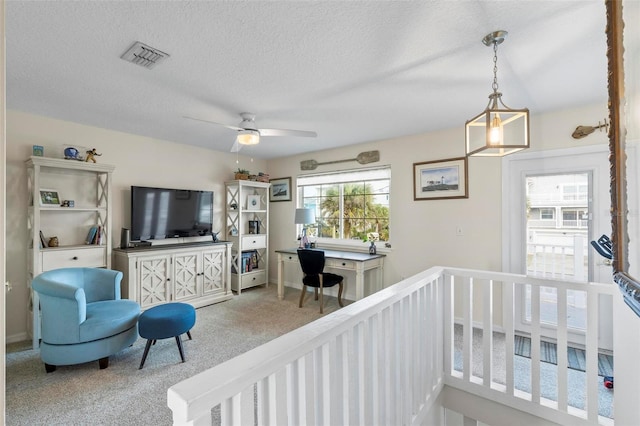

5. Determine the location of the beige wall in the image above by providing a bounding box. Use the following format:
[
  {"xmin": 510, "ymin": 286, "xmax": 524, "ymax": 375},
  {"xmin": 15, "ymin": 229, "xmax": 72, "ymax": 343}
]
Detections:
[
  {"xmin": 266, "ymin": 103, "xmax": 608, "ymax": 324},
  {"xmin": 5, "ymin": 110, "xmax": 265, "ymax": 341},
  {"xmin": 6, "ymin": 103, "xmax": 607, "ymax": 340}
]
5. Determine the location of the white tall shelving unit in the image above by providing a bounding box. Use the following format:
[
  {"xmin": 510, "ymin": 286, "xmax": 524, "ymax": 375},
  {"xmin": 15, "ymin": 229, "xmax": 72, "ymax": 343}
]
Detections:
[
  {"xmin": 26, "ymin": 156, "xmax": 114, "ymax": 349},
  {"xmin": 225, "ymin": 180, "xmax": 270, "ymax": 294}
]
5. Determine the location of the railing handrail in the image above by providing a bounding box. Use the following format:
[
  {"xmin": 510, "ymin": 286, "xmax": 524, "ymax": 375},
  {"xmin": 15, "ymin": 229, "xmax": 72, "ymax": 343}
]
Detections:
[
  {"xmin": 168, "ymin": 266, "xmax": 445, "ymax": 423},
  {"xmin": 441, "ymin": 266, "xmax": 617, "ymax": 294}
]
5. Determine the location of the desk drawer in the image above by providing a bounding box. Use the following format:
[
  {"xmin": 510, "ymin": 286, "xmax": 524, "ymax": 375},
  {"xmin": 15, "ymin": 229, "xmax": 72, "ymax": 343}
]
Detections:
[
  {"xmin": 42, "ymin": 247, "xmax": 106, "ymax": 271},
  {"xmin": 242, "ymin": 235, "xmax": 266, "ymax": 250},
  {"xmin": 326, "ymin": 258, "xmax": 356, "ymax": 269}
]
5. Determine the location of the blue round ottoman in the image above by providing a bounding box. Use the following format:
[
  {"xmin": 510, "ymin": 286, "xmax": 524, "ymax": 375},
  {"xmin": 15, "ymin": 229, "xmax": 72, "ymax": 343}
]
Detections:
[{"xmin": 138, "ymin": 302, "xmax": 196, "ymax": 369}]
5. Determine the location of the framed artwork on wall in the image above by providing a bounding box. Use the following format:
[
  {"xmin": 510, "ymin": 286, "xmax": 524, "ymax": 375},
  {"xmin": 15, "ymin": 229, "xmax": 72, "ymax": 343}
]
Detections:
[
  {"xmin": 269, "ymin": 177, "xmax": 292, "ymax": 202},
  {"xmin": 413, "ymin": 157, "xmax": 468, "ymax": 200}
]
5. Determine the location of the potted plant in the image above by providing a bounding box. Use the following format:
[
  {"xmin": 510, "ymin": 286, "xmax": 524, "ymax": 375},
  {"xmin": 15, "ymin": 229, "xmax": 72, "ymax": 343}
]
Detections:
[{"xmin": 234, "ymin": 168, "xmax": 250, "ymax": 180}]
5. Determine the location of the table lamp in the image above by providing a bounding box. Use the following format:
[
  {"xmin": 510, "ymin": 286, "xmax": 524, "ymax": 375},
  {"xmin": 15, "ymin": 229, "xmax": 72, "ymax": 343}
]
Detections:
[{"xmin": 295, "ymin": 208, "xmax": 316, "ymax": 249}]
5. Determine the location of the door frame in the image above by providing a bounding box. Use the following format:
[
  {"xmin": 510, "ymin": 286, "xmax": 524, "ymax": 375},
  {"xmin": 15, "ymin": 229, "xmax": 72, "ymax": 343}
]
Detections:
[{"xmin": 502, "ymin": 144, "xmax": 613, "ymax": 349}]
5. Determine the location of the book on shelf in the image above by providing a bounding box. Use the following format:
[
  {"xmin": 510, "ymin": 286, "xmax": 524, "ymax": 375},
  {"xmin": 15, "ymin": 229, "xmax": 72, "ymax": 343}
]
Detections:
[
  {"xmin": 232, "ymin": 250, "xmax": 259, "ymax": 273},
  {"xmin": 39, "ymin": 230, "xmax": 47, "ymax": 249},
  {"xmin": 85, "ymin": 226, "xmax": 103, "ymax": 245}
]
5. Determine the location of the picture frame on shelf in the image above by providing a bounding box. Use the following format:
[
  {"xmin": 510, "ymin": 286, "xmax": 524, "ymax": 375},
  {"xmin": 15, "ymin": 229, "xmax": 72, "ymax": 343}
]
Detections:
[
  {"xmin": 246, "ymin": 195, "xmax": 261, "ymax": 210},
  {"xmin": 269, "ymin": 177, "xmax": 292, "ymax": 202},
  {"xmin": 413, "ymin": 157, "xmax": 468, "ymax": 201},
  {"xmin": 39, "ymin": 189, "xmax": 61, "ymax": 206},
  {"xmin": 248, "ymin": 220, "xmax": 260, "ymax": 234}
]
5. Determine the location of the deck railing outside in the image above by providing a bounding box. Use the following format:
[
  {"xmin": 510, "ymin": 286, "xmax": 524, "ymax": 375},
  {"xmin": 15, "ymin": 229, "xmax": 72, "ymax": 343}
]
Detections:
[{"xmin": 168, "ymin": 266, "xmax": 616, "ymax": 426}]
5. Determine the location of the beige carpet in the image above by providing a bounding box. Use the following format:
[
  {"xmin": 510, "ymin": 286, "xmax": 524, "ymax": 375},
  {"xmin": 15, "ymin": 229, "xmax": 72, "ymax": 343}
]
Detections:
[{"xmin": 6, "ymin": 285, "xmax": 348, "ymax": 425}]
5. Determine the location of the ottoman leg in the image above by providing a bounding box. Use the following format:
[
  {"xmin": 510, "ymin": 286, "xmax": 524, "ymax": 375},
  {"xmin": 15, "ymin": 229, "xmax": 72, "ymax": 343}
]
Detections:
[
  {"xmin": 187, "ymin": 330, "xmax": 192, "ymax": 340},
  {"xmin": 139, "ymin": 339, "xmax": 153, "ymax": 369},
  {"xmin": 175, "ymin": 336, "xmax": 186, "ymax": 363}
]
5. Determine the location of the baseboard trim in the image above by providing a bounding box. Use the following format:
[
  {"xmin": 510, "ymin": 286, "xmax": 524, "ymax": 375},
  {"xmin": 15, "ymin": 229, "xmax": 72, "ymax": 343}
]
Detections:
[{"xmin": 6, "ymin": 331, "xmax": 29, "ymax": 344}]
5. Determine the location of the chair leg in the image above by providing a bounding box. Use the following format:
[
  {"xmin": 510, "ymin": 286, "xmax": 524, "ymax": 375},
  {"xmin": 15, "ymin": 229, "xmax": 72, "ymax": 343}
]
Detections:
[
  {"xmin": 98, "ymin": 357, "xmax": 109, "ymax": 370},
  {"xmin": 299, "ymin": 285, "xmax": 307, "ymax": 308},
  {"xmin": 175, "ymin": 336, "xmax": 186, "ymax": 363},
  {"xmin": 139, "ymin": 339, "xmax": 153, "ymax": 369},
  {"xmin": 314, "ymin": 287, "xmax": 318, "ymax": 301},
  {"xmin": 44, "ymin": 363, "xmax": 56, "ymax": 373},
  {"xmin": 319, "ymin": 276, "xmax": 324, "ymax": 314},
  {"xmin": 187, "ymin": 330, "xmax": 192, "ymax": 340},
  {"xmin": 338, "ymin": 281, "xmax": 344, "ymax": 307}
]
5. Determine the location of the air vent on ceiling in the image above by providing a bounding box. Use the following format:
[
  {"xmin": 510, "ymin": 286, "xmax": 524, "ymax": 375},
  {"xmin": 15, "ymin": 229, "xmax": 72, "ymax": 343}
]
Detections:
[{"xmin": 120, "ymin": 41, "xmax": 169, "ymax": 69}]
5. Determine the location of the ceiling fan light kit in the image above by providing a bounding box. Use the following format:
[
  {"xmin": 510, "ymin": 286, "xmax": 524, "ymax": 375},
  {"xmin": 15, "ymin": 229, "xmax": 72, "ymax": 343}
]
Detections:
[
  {"xmin": 465, "ymin": 30, "xmax": 530, "ymax": 157},
  {"xmin": 237, "ymin": 129, "xmax": 260, "ymax": 145},
  {"xmin": 185, "ymin": 112, "xmax": 317, "ymax": 152}
]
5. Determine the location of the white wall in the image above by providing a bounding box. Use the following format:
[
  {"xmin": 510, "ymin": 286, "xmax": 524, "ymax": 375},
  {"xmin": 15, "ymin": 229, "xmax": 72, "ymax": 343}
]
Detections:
[
  {"xmin": 266, "ymin": 103, "xmax": 609, "ymax": 323},
  {"xmin": 5, "ymin": 110, "xmax": 265, "ymax": 341}
]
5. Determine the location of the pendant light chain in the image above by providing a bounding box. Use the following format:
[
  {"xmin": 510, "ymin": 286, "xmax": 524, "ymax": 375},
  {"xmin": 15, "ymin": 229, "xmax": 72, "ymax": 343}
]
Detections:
[{"xmin": 492, "ymin": 41, "xmax": 499, "ymax": 94}]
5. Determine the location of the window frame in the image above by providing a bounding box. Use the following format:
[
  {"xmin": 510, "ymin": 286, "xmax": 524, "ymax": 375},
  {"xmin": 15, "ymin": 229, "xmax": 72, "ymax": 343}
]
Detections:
[{"xmin": 296, "ymin": 166, "xmax": 391, "ymax": 250}]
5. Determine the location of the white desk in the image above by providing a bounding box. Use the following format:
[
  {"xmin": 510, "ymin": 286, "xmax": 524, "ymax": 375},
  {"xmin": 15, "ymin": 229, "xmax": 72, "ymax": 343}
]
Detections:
[{"xmin": 275, "ymin": 248, "xmax": 385, "ymax": 301}]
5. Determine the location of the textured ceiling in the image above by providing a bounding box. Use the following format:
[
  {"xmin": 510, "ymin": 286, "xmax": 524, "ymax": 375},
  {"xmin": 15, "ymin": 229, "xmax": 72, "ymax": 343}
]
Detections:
[{"xmin": 7, "ymin": 1, "xmax": 611, "ymax": 159}]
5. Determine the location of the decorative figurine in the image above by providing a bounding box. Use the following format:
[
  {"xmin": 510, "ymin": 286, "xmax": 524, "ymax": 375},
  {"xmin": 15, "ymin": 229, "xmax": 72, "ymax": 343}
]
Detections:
[
  {"xmin": 85, "ymin": 148, "xmax": 102, "ymax": 163},
  {"xmin": 48, "ymin": 236, "xmax": 59, "ymax": 247},
  {"xmin": 64, "ymin": 147, "xmax": 83, "ymax": 161},
  {"xmin": 369, "ymin": 241, "xmax": 377, "ymax": 255}
]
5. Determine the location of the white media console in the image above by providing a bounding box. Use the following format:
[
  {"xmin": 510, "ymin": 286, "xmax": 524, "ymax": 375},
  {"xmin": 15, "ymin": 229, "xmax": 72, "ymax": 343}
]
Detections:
[{"xmin": 113, "ymin": 241, "xmax": 233, "ymax": 310}]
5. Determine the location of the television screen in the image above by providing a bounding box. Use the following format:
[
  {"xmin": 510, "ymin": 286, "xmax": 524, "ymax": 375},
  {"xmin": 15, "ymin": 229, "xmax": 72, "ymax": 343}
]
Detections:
[{"xmin": 131, "ymin": 186, "xmax": 213, "ymax": 241}]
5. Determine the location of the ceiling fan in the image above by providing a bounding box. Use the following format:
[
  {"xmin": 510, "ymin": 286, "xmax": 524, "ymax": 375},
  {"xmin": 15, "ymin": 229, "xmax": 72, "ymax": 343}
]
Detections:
[{"xmin": 185, "ymin": 112, "xmax": 317, "ymax": 152}]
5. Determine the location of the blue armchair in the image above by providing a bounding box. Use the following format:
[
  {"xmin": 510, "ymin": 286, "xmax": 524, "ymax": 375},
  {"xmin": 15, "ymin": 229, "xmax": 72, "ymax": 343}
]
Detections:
[{"xmin": 31, "ymin": 267, "xmax": 140, "ymax": 372}]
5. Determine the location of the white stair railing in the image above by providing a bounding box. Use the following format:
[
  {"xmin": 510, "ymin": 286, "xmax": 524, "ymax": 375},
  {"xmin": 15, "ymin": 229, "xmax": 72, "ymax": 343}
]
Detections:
[
  {"xmin": 443, "ymin": 268, "xmax": 616, "ymax": 426},
  {"xmin": 168, "ymin": 267, "xmax": 445, "ymax": 425},
  {"xmin": 168, "ymin": 267, "xmax": 616, "ymax": 426}
]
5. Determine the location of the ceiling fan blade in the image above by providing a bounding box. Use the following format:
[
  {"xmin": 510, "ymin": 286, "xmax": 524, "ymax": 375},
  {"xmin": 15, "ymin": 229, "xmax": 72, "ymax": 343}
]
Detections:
[
  {"xmin": 258, "ymin": 128, "xmax": 317, "ymax": 138},
  {"xmin": 230, "ymin": 140, "xmax": 242, "ymax": 153},
  {"xmin": 183, "ymin": 116, "xmax": 244, "ymax": 132}
]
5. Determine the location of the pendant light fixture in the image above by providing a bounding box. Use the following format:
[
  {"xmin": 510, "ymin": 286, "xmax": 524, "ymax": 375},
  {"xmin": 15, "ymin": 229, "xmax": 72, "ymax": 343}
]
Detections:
[{"xmin": 465, "ymin": 30, "xmax": 529, "ymax": 157}]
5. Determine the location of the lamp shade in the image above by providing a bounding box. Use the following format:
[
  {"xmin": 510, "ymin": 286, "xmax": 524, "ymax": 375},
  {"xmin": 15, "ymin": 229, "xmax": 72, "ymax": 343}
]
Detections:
[
  {"xmin": 465, "ymin": 96, "xmax": 530, "ymax": 156},
  {"xmin": 294, "ymin": 208, "xmax": 316, "ymax": 225}
]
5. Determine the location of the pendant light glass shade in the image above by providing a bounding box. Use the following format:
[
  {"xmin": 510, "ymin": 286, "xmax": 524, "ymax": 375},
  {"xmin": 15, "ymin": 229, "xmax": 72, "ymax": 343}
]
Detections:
[
  {"xmin": 465, "ymin": 31, "xmax": 530, "ymax": 157},
  {"xmin": 237, "ymin": 129, "xmax": 260, "ymax": 145}
]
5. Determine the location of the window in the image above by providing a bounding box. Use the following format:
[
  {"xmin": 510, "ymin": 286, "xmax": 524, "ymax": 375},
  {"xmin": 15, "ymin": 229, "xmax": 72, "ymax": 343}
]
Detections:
[
  {"xmin": 562, "ymin": 183, "xmax": 588, "ymax": 201},
  {"xmin": 297, "ymin": 167, "xmax": 390, "ymax": 242},
  {"xmin": 540, "ymin": 208, "xmax": 554, "ymax": 220}
]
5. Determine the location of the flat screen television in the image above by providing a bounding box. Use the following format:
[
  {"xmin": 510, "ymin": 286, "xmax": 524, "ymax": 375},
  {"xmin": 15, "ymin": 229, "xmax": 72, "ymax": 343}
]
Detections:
[{"xmin": 131, "ymin": 186, "xmax": 213, "ymax": 241}]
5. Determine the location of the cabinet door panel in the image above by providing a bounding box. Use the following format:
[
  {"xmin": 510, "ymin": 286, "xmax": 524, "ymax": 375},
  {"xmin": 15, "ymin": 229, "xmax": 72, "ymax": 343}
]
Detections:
[
  {"xmin": 138, "ymin": 256, "xmax": 170, "ymax": 308},
  {"xmin": 174, "ymin": 252, "xmax": 199, "ymax": 300},
  {"xmin": 202, "ymin": 249, "xmax": 224, "ymax": 295}
]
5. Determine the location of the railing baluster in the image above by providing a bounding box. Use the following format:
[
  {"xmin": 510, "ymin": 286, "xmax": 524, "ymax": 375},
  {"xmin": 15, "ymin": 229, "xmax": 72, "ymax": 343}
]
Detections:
[
  {"xmin": 313, "ymin": 344, "xmax": 330, "ymax": 425},
  {"xmin": 586, "ymin": 289, "xmax": 599, "ymax": 421},
  {"xmin": 221, "ymin": 393, "xmax": 241, "ymax": 426},
  {"xmin": 463, "ymin": 276, "xmax": 473, "ymax": 381},
  {"xmin": 483, "ymin": 279, "xmax": 494, "ymax": 387},
  {"xmin": 556, "ymin": 287, "xmax": 568, "ymax": 412},
  {"xmin": 504, "ymin": 281, "xmax": 515, "ymax": 396},
  {"xmin": 444, "ymin": 274, "xmax": 454, "ymax": 377},
  {"xmin": 531, "ymin": 284, "xmax": 541, "ymax": 404},
  {"xmin": 335, "ymin": 332, "xmax": 349, "ymax": 425},
  {"xmin": 257, "ymin": 374, "xmax": 277, "ymax": 425},
  {"xmin": 368, "ymin": 315, "xmax": 379, "ymax": 425}
]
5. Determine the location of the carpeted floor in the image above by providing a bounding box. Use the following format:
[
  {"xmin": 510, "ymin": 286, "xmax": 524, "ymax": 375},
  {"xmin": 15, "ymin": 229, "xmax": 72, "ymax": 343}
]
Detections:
[{"xmin": 5, "ymin": 285, "xmax": 347, "ymax": 425}]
